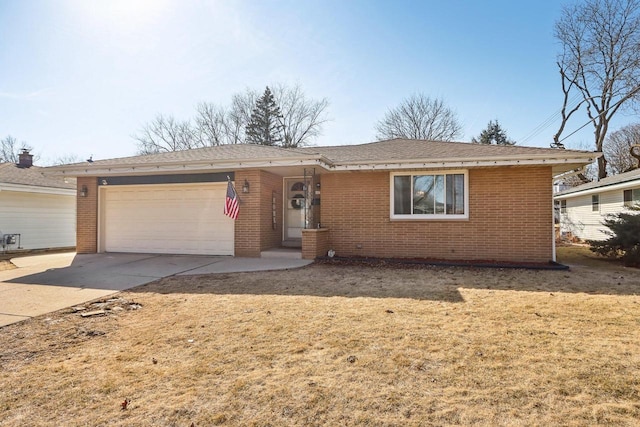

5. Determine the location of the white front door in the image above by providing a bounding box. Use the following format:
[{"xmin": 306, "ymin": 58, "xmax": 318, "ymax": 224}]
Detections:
[{"xmin": 284, "ymin": 178, "xmax": 309, "ymax": 241}]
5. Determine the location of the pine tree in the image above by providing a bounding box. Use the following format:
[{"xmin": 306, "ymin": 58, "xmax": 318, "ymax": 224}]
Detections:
[
  {"xmin": 245, "ymin": 87, "xmax": 284, "ymax": 146},
  {"xmin": 472, "ymin": 120, "xmax": 515, "ymax": 145},
  {"xmin": 589, "ymin": 206, "xmax": 640, "ymax": 267}
]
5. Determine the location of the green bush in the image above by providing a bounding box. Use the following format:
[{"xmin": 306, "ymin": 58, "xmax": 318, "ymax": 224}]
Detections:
[{"xmin": 589, "ymin": 206, "xmax": 640, "ymax": 267}]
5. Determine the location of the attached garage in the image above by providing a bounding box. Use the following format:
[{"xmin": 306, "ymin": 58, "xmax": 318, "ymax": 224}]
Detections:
[{"xmin": 99, "ymin": 183, "xmax": 234, "ymax": 255}]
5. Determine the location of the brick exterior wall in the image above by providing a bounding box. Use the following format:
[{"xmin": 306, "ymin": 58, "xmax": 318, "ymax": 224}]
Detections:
[
  {"xmin": 76, "ymin": 171, "xmax": 283, "ymax": 257},
  {"xmin": 234, "ymin": 170, "xmax": 283, "ymax": 257},
  {"xmin": 301, "ymin": 228, "xmax": 330, "ymax": 260},
  {"xmin": 320, "ymin": 167, "xmax": 553, "ymax": 263},
  {"xmin": 76, "ymin": 176, "xmax": 98, "ymax": 254},
  {"xmin": 75, "ymin": 165, "xmax": 553, "ymax": 262}
]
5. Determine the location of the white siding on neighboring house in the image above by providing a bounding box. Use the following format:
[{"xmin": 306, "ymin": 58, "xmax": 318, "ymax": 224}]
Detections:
[
  {"xmin": 0, "ymin": 190, "xmax": 76, "ymax": 250},
  {"xmin": 560, "ymin": 187, "xmax": 638, "ymax": 241}
]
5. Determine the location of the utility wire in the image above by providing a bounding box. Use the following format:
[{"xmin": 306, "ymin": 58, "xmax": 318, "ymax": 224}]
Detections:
[
  {"xmin": 519, "ymin": 92, "xmax": 583, "ymax": 144},
  {"xmin": 557, "ymin": 85, "xmax": 640, "ymax": 144}
]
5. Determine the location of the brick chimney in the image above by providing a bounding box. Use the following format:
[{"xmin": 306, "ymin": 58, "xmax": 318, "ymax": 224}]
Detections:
[{"xmin": 17, "ymin": 149, "xmax": 33, "ymax": 168}]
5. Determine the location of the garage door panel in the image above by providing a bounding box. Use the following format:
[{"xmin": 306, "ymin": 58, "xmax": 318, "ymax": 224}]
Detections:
[{"xmin": 102, "ymin": 184, "xmax": 234, "ymax": 255}]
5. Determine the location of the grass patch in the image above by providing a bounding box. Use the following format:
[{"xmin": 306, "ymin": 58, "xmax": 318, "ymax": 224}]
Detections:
[{"xmin": 1, "ymin": 248, "xmax": 640, "ymax": 426}]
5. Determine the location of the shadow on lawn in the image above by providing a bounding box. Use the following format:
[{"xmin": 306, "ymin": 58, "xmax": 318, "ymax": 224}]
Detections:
[
  {"xmin": 127, "ymin": 264, "xmax": 467, "ymax": 303},
  {"xmin": 126, "ymin": 260, "xmax": 640, "ymax": 301}
]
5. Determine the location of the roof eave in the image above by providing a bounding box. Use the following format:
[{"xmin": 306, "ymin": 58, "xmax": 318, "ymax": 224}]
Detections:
[
  {"xmin": 0, "ymin": 182, "xmax": 77, "ymax": 196},
  {"xmin": 327, "ymin": 155, "xmax": 597, "ymax": 173},
  {"xmin": 331, "ymin": 152, "xmax": 598, "ymax": 167},
  {"xmin": 47, "ymin": 155, "xmax": 334, "ymax": 177},
  {"xmin": 555, "ymin": 178, "xmax": 640, "ymax": 199}
]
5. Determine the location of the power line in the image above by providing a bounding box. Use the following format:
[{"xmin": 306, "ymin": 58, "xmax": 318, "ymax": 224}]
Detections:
[
  {"xmin": 519, "ymin": 92, "xmax": 583, "ymax": 144},
  {"xmin": 557, "ymin": 118, "xmax": 593, "ymax": 143},
  {"xmin": 558, "ymin": 85, "xmax": 640, "ymax": 144}
]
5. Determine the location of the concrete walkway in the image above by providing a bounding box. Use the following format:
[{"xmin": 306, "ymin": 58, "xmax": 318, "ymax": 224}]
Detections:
[{"xmin": 0, "ymin": 252, "xmax": 311, "ymax": 327}]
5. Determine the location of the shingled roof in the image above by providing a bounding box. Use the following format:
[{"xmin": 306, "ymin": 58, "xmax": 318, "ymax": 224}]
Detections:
[
  {"xmin": 48, "ymin": 139, "xmax": 597, "ymax": 177},
  {"xmin": 555, "ymin": 167, "xmax": 640, "ymax": 198},
  {"xmin": 0, "ymin": 163, "xmax": 76, "ymax": 190},
  {"xmin": 61, "ymin": 144, "xmax": 315, "ymax": 168},
  {"xmin": 298, "ymin": 138, "xmax": 592, "ymax": 163}
]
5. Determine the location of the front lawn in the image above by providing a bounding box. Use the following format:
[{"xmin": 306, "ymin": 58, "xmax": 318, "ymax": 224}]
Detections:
[{"xmin": 1, "ymin": 249, "xmax": 639, "ymax": 426}]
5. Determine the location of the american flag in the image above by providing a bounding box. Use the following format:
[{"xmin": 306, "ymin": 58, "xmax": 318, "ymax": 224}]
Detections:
[{"xmin": 224, "ymin": 180, "xmax": 239, "ymax": 220}]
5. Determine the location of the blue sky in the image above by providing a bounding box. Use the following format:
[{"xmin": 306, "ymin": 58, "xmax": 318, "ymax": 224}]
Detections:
[{"xmin": 1, "ymin": 0, "xmax": 634, "ymax": 164}]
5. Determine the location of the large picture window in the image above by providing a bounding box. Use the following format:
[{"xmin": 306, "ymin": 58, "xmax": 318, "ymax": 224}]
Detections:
[{"xmin": 391, "ymin": 171, "xmax": 468, "ymax": 219}]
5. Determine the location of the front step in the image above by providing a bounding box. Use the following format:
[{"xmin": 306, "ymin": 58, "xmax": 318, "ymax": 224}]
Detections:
[{"xmin": 260, "ymin": 248, "xmax": 302, "ymax": 259}]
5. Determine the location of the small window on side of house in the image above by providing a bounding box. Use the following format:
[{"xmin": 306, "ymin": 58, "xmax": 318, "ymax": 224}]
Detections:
[
  {"xmin": 560, "ymin": 200, "xmax": 567, "ymax": 214},
  {"xmin": 624, "ymin": 189, "xmax": 640, "ymax": 207},
  {"xmin": 592, "ymin": 195, "xmax": 599, "ymax": 212}
]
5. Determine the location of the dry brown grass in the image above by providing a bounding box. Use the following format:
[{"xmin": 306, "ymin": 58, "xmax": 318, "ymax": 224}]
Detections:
[
  {"xmin": 0, "ymin": 261, "xmax": 15, "ymax": 271},
  {"xmin": 1, "ymin": 246, "xmax": 640, "ymax": 426}
]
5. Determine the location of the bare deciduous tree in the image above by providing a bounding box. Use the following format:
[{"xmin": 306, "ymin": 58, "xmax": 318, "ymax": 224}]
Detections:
[
  {"xmin": 49, "ymin": 154, "xmax": 83, "ymax": 166},
  {"xmin": 134, "ymin": 84, "xmax": 327, "ymax": 152},
  {"xmin": 134, "ymin": 115, "xmax": 197, "ymax": 155},
  {"xmin": 375, "ymin": 94, "xmax": 462, "ymax": 141},
  {"xmin": 1, "ymin": 135, "xmax": 34, "ymax": 163},
  {"xmin": 553, "ymin": 0, "xmax": 640, "ymax": 178},
  {"xmin": 193, "ymin": 102, "xmax": 229, "ymax": 147},
  {"xmin": 604, "ymin": 123, "xmax": 640, "ymax": 174},
  {"xmin": 193, "ymin": 91, "xmax": 257, "ymax": 146},
  {"xmin": 272, "ymin": 84, "xmax": 329, "ymax": 148}
]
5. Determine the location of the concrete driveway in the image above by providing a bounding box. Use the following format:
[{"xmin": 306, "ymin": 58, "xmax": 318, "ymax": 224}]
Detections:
[{"xmin": 0, "ymin": 252, "xmax": 311, "ymax": 327}]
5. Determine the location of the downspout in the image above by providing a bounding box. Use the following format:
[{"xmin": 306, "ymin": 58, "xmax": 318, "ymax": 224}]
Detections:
[{"xmin": 552, "ymin": 200, "xmax": 557, "ymax": 263}]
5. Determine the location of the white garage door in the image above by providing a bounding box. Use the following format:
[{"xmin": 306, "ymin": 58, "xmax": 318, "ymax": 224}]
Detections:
[{"xmin": 101, "ymin": 183, "xmax": 234, "ymax": 255}]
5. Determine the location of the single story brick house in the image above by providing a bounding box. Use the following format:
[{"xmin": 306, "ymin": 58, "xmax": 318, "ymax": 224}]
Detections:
[
  {"xmin": 1, "ymin": 150, "xmax": 76, "ymax": 252},
  {"xmin": 555, "ymin": 167, "xmax": 640, "ymax": 241},
  {"xmin": 48, "ymin": 139, "xmax": 595, "ymax": 263}
]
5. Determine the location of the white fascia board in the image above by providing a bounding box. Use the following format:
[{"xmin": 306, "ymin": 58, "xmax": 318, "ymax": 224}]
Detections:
[
  {"xmin": 554, "ymin": 179, "xmax": 640, "ymax": 200},
  {"xmin": 329, "ymin": 156, "xmax": 597, "ymax": 171},
  {"xmin": 0, "ymin": 183, "xmax": 76, "ymax": 196},
  {"xmin": 51, "ymin": 157, "xmax": 333, "ymax": 177}
]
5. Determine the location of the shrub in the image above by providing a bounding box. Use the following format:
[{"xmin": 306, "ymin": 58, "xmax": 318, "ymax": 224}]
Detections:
[{"xmin": 589, "ymin": 206, "xmax": 640, "ymax": 267}]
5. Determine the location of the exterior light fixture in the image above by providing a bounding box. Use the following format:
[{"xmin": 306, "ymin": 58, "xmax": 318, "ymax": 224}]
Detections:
[
  {"xmin": 242, "ymin": 179, "xmax": 250, "ymax": 193},
  {"xmin": 80, "ymin": 185, "xmax": 88, "ymax": 197}
]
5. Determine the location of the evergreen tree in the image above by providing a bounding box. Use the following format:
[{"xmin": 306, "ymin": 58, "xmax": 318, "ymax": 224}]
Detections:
[
  {"xmin": 245, "ymin": 87, "xmax": 284, "ymax": 146},
  {"xmin": 472, "ymin": 120, "xmax": 515, "ymax": 145},
  {"xmin": 589, "ymin": 206, "xmax": 640, "ymax": 267}
]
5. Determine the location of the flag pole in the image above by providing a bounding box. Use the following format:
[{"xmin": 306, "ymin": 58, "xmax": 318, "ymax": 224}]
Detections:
[
  {"xmin": 224, "ymin": 175, "xmax": 240, "ymax": 220},
  {"xmin": 226, "ymin": 175, "xmax": 241, "ymax": 202}
]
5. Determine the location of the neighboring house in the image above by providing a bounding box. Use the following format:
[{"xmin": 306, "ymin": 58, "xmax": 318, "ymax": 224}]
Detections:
[
  {"xmin": 48, "ymin": 139, "xmax": 595, "ymax": 263},
  {"xmin": 0, "ymin": 151, "xmax": 76, "ymax": 251},
  {"xmin": 555, "ymin": 168, "xmax": 640, "ymax": 241}
]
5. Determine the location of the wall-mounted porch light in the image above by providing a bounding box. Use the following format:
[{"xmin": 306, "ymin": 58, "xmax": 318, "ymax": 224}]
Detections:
[
  {"xmin": 80, "ymin": 185, "xmax": 88, "ymax": 197},
  {"xmin": 242, "ymin": 179, "xmax": 250, "ymax": 193}
]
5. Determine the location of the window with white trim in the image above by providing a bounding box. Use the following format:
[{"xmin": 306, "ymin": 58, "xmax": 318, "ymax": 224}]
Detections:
[
  {"xmin": 591, "ymin": 194, "xmax": 599, "ymax": 212},
  {"xmin": 391, "ymin": 171, "xmax": 468, "ymax": 219}
]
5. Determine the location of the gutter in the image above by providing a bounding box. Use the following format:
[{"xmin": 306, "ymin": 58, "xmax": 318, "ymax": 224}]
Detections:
[
  {"xmin": 328, "ymin": 156, "xmax": 597, "ymax": 172},
  {"xmin": 554, "ymin": 178, "xmax": 640, "ymax": 200},
  {"xmin": 45, "ymin": 151, "xmax": 597, "ymax": 177},
  {"xmin": 0, "ymin": 183, "xmax": 76, "ymax": 196},
  {"xmin": 46, "ymin": 155, "xmax": 335, "ymax": 177}
]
